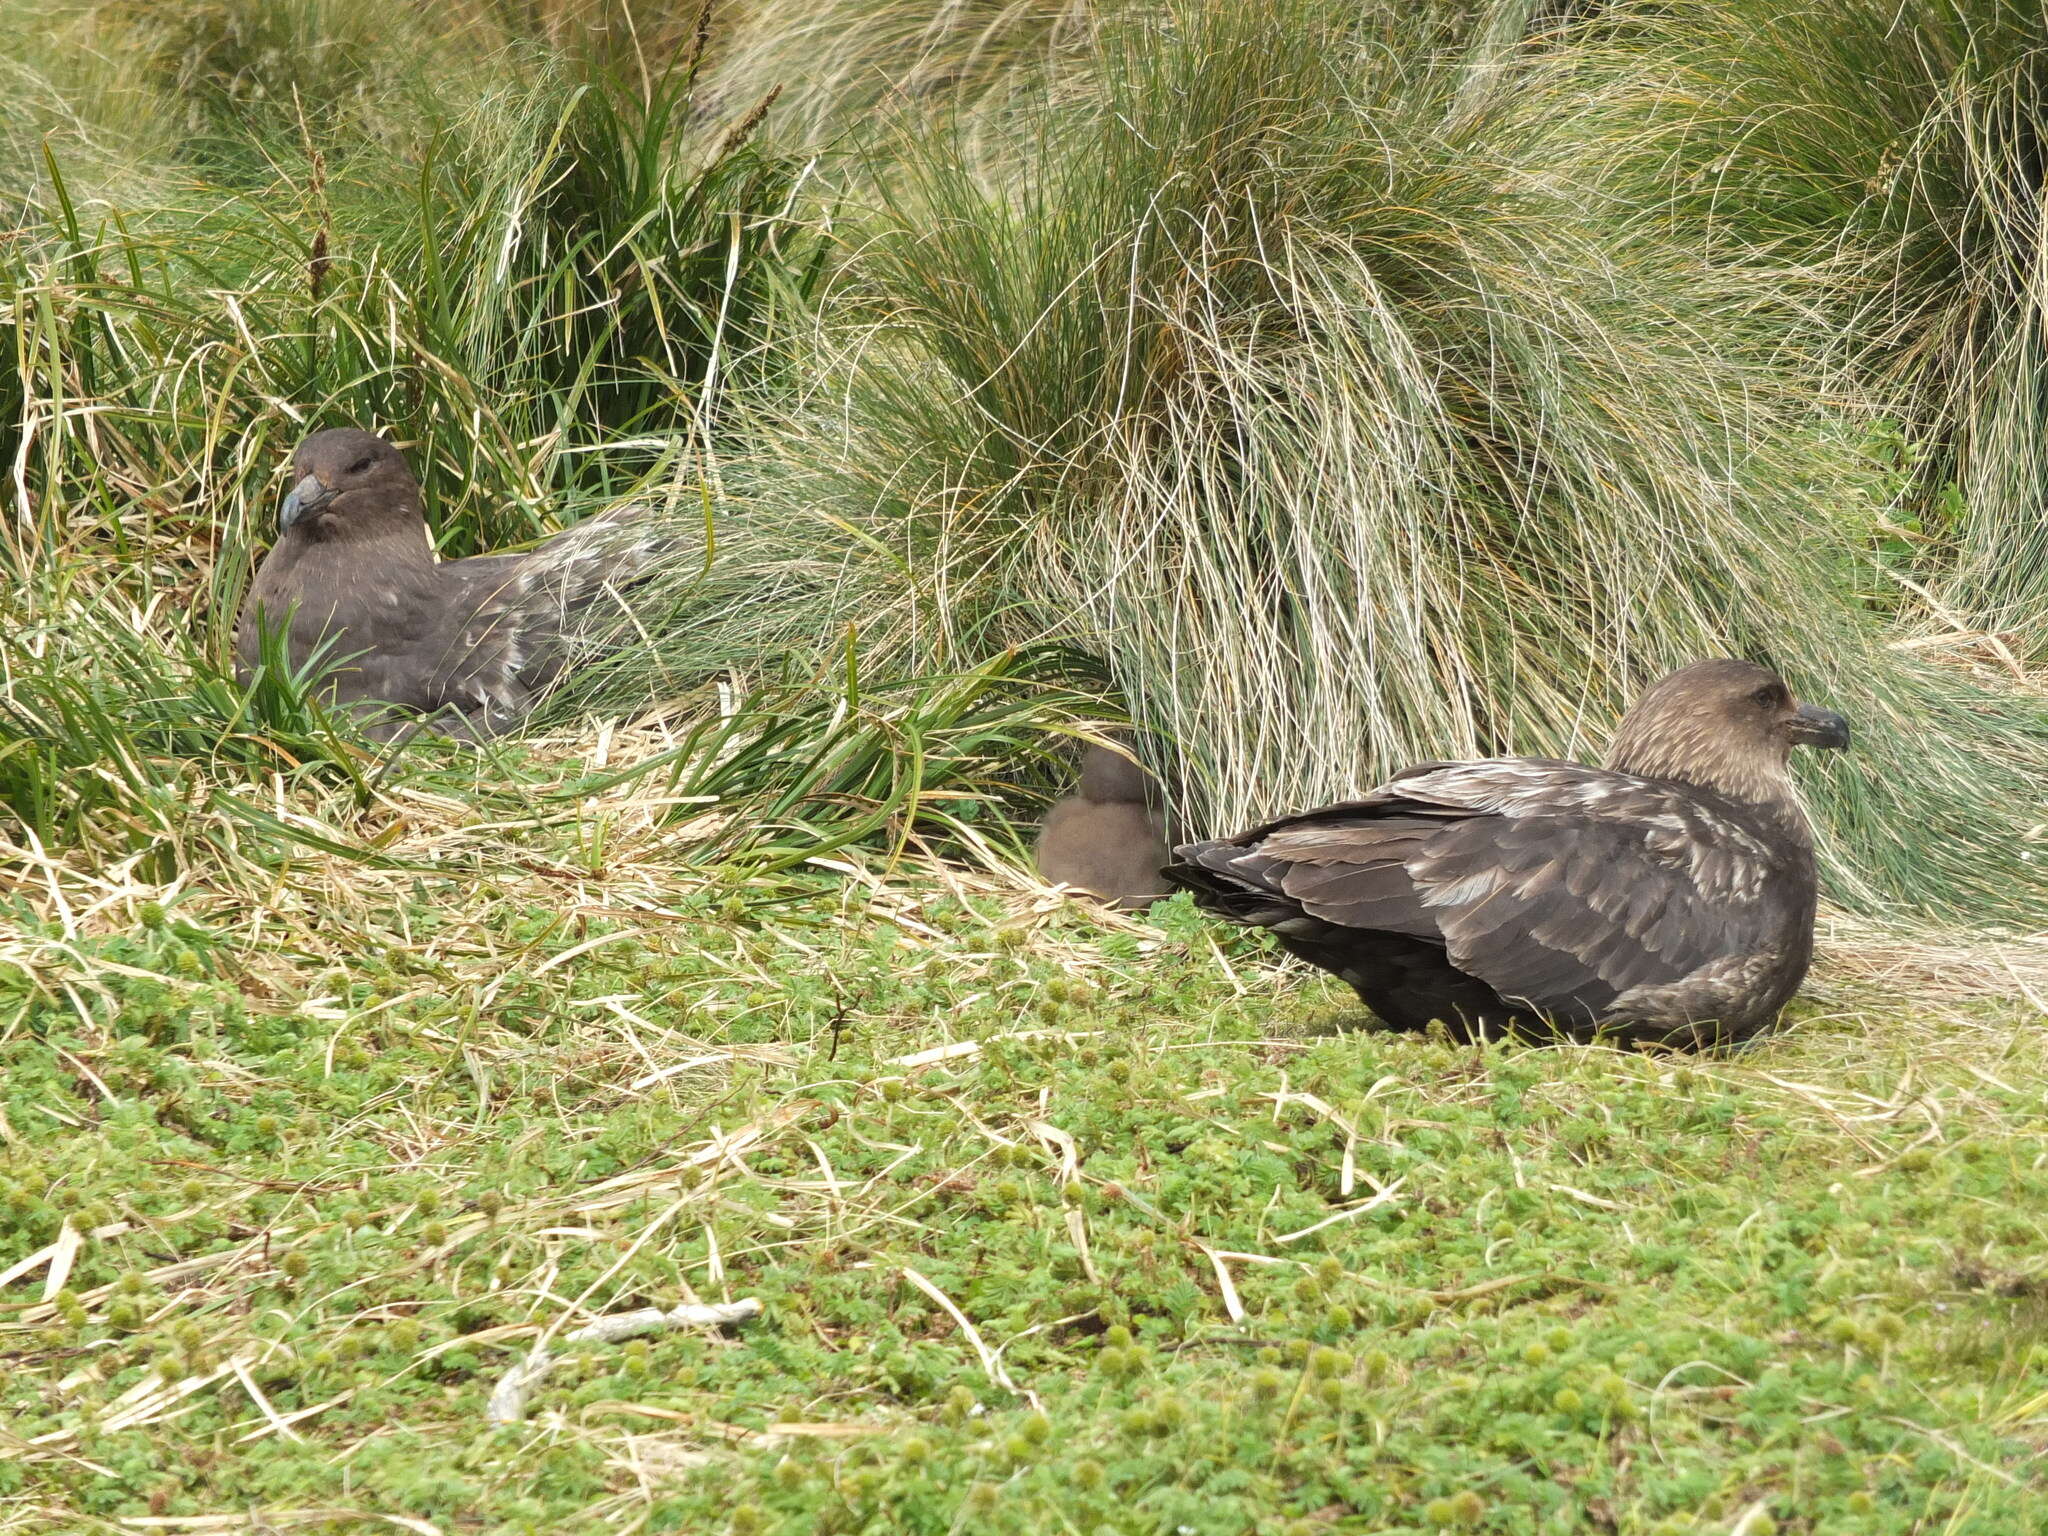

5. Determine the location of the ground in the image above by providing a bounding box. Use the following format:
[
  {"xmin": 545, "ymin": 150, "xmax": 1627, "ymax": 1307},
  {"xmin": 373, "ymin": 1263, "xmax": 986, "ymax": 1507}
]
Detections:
[{"xmin": 1, "ymin": 783, "xmax": 2044, "ymax": 1535}]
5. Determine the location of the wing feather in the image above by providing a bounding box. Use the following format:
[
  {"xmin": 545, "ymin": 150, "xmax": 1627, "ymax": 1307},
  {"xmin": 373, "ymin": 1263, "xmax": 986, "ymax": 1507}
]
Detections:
[
  {"xmin": 1173, "ymin": 758, "xmax": 1794, "ymax": 1028},
  {"xmin": 427, "ymin": 506, "xmax": 676, "ymax": 721}
]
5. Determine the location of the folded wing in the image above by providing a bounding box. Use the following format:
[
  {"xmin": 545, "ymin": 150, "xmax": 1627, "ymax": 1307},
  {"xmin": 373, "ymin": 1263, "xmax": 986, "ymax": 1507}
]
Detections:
[
  {"xmin": 435, "ymin": 506, "xmax": 674, "ymax": 733},
  {"xmin": 1175, "ymin": 760, "xmax": 1785, "ymax": 1029}
]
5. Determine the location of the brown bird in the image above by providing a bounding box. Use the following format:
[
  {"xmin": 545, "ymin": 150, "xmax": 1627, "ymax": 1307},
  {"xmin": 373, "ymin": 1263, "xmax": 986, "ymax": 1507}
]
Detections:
[
  {"xmin": 1165, "ymin": 660, "xmax": 1851, "ymax": 1047},
  {"xmin": 1036, "ymin": 741, "xmax": 1174, "ymax": 911},
  {"xmin": 235, "ymin": 429, "xmax": 662, "ymax": 739}
]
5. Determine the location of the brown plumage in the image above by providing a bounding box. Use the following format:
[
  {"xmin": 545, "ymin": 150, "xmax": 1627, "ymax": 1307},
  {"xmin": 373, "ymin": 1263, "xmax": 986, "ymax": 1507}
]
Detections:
[
  {"xmin": 1165, "ymin": 660, "xmax": 1852, "ymax": 1047},
  {"xmin": 1036, "ymin": 742, "xmax": 1174, "ymax": 911},
  {"xmin": 234, "ymin": 429, "xmax": 663, "ymax": 740}
]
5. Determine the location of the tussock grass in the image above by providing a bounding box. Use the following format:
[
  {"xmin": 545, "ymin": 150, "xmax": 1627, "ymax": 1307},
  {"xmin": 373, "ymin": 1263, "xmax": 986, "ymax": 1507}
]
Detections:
[
  {"xmin": 709, "ymin": 0, "xmax": 1106, "ymax": 144},
  {"xmin": 1561, "ymin": 0, "xmax": 2048, "ymax": 651},
  {"xmin": 0, "ymin": 16, "xmax": 837, "ymax": 885},
  {"xmin": 3, "ymin": 52, "xmax": 812, "ymax": 577},
  {"xmin": 707, "ymin": 0, "xmax": 2048, "ymax": 922},
  {"xmin": 0, "ymin": 0, "xmax": 735, "ymax": 205},
  {"xmin": 0, "ymin": 560, "xmax": 1100, "ymax": 894},
  {"xmin": 9, "ymin": 0, "xmax": 2048, "ymax": 925}
]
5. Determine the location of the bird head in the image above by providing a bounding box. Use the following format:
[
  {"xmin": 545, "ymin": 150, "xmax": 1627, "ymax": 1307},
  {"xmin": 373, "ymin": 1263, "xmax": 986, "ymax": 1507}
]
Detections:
[
  {"xmin": 1604, "ymin": 658, "xmax": 1850, "ymax": 806},
  {"xmin": 1077, "ymin": 741, "xmax": 1156, "ymax": 806},
  {"xmin": 278, "ymin": 429, "xmax": 420, "ymax": 540}
]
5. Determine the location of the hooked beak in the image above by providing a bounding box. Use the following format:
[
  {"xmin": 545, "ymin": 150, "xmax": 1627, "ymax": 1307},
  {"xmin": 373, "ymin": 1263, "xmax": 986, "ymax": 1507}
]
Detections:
[
  {"xmin": 1787, "ymin": 702, "xmax": 1851, "ymax": 751},
  {"xmin": 279, "ymin": 473, "xmax": 333, "ymax": 532}
]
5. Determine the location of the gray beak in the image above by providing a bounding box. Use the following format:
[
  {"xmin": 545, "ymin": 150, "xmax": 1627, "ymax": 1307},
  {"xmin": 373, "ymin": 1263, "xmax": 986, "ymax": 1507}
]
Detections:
[
  {"xmin": 279, "ymin": 473, "xmax": 333, "ymax": 532},
  {"xmin": 1788, "ymin": 702, "xmax": 1851, "ymax": 751}
]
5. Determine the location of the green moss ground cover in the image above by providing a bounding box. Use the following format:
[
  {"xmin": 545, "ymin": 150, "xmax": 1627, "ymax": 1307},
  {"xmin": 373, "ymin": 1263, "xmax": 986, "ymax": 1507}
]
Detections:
[{"xmin": 2, "ymin": 850, "xmax": 2042, "ymax": 1534}]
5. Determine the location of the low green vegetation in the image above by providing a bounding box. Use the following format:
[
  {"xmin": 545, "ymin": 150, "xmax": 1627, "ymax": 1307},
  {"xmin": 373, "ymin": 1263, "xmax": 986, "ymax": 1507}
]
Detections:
[{"xmin": 2, "ymin": 846, "xmax": 2043, "ymax": 1532}]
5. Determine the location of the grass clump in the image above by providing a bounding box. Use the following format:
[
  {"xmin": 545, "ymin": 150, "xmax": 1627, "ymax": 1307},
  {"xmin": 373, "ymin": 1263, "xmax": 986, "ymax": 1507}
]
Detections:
[
  {"xmin": 3, "ymin": 43, "xmax": 814, "ymax": 577},
  {"xmin": 0, "ymin": 10, "xmax": 830, "ymax": 886},
  {"xmin": 1568, "ymin": 0, "xmax": 2048, "ymax": 650},
  {"xmin": 9, "ymin": 0, "xmax": 2048, "ymax": 926},
  {"xmin": 722, "ymin": 0, "xmax": 2048, "ymax": 921},
  {"xmin": 708, "ymin": 0, "xmax": 1109, "ymax": 144}
]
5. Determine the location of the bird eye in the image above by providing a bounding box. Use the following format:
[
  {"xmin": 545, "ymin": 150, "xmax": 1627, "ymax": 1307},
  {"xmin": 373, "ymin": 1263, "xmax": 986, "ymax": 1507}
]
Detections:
[
  {"xmin": 1751, "ymin": 685, "xmax": 1783, "ymax": 708},
  {"xmin": 347, "ymin": 455, "xmax": 377, "ymax": 475}
]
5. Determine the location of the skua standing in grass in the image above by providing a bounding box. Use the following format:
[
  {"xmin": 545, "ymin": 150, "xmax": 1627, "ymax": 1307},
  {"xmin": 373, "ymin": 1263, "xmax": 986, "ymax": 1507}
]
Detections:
[
  {"xmin": 235, "ymin": 429, "xmax": 666, "ymax": 740},
  {"xmin": 1036, "ymin": 740, "xmax": 1175, "ymax": 910},
  {"xmin": 1166, "ymin": 660, "xmax": 1851, "ymax": 1047}
]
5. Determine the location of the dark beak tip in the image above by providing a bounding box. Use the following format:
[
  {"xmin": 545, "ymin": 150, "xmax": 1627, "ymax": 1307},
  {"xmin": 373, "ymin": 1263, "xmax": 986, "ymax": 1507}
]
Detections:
[
  {"xmin": 279, "ymin": 473, "xmax": 330, "ymax": 533},
  {"xmin": 1794, "ymin": 705, "xmax": 1852, "ymax": 752}
]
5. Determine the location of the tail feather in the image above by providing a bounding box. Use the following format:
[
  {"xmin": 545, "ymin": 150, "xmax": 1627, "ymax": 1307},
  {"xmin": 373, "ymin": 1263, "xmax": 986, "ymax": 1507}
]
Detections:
[{"xmin": 1164, "ymin": 840, "xmax": 1308, "ymax": 929}]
